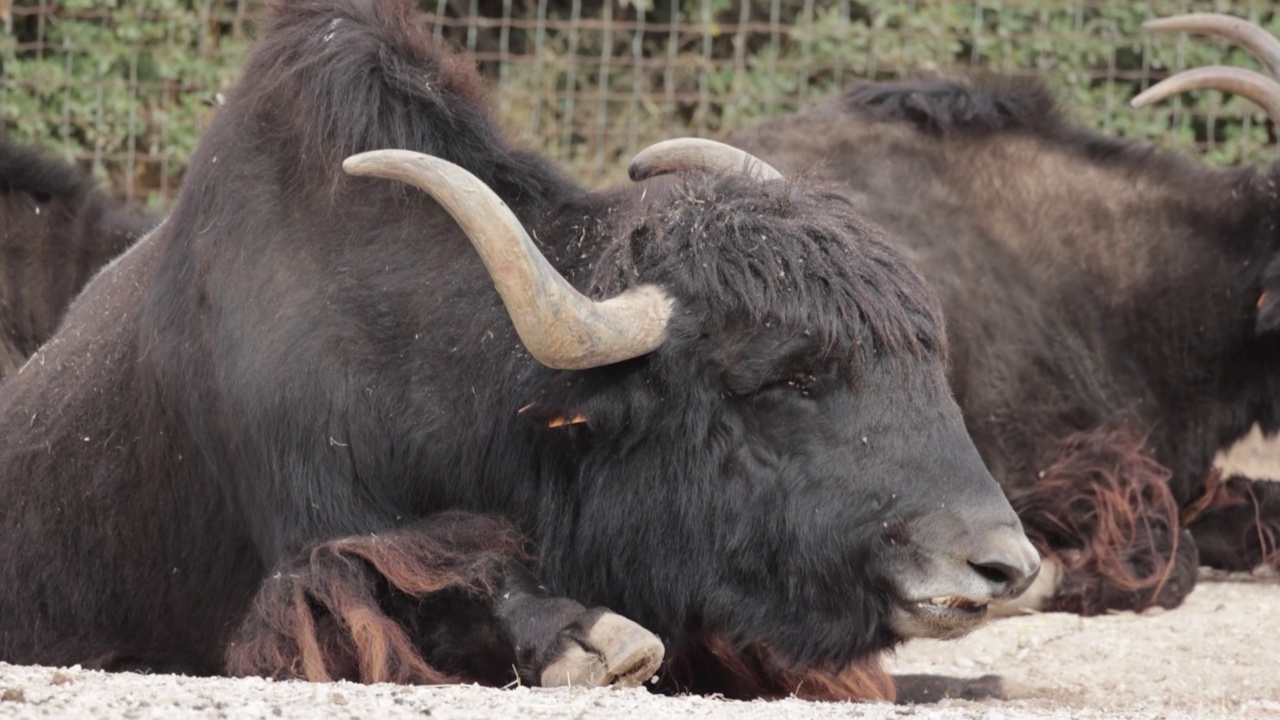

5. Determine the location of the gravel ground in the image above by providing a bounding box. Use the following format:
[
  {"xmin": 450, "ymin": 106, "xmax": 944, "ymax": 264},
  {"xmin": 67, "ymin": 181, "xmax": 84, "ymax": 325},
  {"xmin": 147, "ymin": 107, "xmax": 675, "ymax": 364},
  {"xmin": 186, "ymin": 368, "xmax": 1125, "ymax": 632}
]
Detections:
[{"xmin": 0, "ymin": 574, "xmax": 1275, "ymax": 720}]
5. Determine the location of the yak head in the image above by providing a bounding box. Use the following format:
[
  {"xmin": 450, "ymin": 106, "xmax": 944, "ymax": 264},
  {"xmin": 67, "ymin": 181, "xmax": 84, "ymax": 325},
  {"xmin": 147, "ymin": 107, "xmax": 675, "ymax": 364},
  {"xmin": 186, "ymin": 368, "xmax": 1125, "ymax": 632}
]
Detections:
[{"xmin": 343, "ymin": 142, "xmax": 1038, "ymax": 686}]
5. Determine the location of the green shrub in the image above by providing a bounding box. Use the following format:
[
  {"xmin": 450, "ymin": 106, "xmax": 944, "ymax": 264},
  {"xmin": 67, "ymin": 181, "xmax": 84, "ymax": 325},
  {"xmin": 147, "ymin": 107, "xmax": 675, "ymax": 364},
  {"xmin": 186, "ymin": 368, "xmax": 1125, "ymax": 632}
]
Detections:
[{"xmin": 0, "ymin": 1, "xmax": 1273, "ymax": 204}]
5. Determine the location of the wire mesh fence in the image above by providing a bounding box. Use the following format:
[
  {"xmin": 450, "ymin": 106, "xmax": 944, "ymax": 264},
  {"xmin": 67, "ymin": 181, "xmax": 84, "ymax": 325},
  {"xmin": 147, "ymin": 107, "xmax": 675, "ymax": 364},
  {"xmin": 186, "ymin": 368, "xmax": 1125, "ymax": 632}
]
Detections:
[{"xmin": 1, "ymin": 0, "xmax": 1276, "ymax": 207}]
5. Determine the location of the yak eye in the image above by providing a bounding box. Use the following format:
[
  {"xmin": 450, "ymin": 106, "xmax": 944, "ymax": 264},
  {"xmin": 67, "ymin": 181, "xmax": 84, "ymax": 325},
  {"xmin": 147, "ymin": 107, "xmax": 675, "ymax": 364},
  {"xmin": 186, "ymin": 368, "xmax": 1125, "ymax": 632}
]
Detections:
[
  {"xmin": 763, "ymin": 371, "xmax": 819, "ymax": 398},
  {"xmin": 789, "ymin": 372, "xmax": 818, "ymax": 397}
]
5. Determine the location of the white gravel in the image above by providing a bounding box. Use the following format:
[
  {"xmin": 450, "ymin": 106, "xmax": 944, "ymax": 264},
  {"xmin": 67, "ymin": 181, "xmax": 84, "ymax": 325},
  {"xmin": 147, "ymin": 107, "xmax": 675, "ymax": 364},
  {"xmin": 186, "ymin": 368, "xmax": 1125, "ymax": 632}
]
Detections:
[{"xmin": 0, "ymin": 576, "xmax": 1275, "ymax": 720}]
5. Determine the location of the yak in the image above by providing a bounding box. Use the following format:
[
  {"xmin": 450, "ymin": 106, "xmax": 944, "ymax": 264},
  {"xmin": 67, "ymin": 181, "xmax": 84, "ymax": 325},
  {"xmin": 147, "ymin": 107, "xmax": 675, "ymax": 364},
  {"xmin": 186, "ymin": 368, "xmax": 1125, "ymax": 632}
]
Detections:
[
  {"xmin": 728, "ymin": 12, "xmax": 1280, "ymax": 616},
  {"xmin": 0, "ymin": 0, "xmax": 1039, "ymax": 703},
  {"xmin": 0, "ymin": 136, "xmax": 153, "ymax": 377}
]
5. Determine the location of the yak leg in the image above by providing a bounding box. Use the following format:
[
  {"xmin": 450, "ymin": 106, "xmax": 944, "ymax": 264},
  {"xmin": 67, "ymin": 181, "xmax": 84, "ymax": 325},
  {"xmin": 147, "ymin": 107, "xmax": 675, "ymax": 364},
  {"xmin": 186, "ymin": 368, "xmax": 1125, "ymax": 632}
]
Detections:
[
  {"xmin": 1010, "ymin": 428, "xmax": 1197, "ymax": 615},
  {"xmin": 1186, "ymin": 474, "xmax": 1280, "ymax": 572},
  {"xmin": 493, "ymin": 564, "xmax": 665, "ymax": 687},
  {"xmin": 224, "ymin": 511, "xmax": 663, "ymax": 687}
]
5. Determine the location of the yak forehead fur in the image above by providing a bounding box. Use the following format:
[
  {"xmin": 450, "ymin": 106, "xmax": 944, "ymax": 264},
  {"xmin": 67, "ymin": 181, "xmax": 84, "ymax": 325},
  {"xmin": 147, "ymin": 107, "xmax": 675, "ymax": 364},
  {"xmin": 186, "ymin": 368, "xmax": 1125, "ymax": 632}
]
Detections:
[{"xmin": 591, "ymin": 174, "xmax": 946, "ymax": 378}]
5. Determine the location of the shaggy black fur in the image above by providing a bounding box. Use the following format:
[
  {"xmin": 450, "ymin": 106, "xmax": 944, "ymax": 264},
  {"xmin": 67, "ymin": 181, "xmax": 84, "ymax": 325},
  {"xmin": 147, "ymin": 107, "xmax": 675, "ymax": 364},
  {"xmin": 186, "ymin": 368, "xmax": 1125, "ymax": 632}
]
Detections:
[
  {"xmin": 0, "ymin": 0, "xmax": 1023, "ymax": 700},
  {"xmin": 0, "ymin": 136, "xmax": 153, "ymax": 376},
  {"xmin": 731, "ymin": 75, "xmax": 1280, "ymax": 605},
  {"xmin": 1187, "ymin": 474, "xmax": 1280, "ymax": 571}
]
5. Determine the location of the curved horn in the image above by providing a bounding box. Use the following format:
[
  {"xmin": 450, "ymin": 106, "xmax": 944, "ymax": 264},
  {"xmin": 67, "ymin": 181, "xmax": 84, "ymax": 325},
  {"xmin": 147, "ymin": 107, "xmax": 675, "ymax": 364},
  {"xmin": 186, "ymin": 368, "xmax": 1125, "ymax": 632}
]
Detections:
[
  {"xmin": 343, "ymin": 150, "xmax": 673, "ymax": 371},
  {"xmin": 628, "ymin": 138, "xmax": 784, "ymax": 183},
  {"xmin": 1144, "ymin": 13, "xmax": 1280, "ymax": 78},
  {"xmin": 1130, "ymin": 65, "xmax": 1280, "ymax": 125}
]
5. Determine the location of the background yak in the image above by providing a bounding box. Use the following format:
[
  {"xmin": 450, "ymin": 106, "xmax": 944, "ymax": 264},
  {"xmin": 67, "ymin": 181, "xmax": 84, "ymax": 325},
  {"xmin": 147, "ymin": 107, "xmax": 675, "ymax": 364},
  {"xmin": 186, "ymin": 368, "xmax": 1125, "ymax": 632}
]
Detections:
[
  {"xmin": 729, "ymin": 12, "xmax": 1280, "ymax": 615},
  {"xmin": 0, "ymin": 0, "xmax": 1038, "ymax": 703},
  {"xmin": 0, "ymin": 136, "xmax": 152, "ymax": 377}
]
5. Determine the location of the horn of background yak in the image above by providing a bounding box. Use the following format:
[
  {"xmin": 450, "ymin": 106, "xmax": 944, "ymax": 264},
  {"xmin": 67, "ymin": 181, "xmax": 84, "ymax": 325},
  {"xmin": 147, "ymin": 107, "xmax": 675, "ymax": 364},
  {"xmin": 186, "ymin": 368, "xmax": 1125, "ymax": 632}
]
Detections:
[
  {"xmin": 343, "ymin": 150, "xmax": 673, "ymax": 371},
  {"xmin": 627, "ymin": 138, "xmax": 785, "ymax": 182},
  {"xmin": 1130, "ymin": 66, "xmax": 1280, "ymax": 125},
  {"xmin": 1144, "ymin": 13, "xmax": 1280, "ymax": 78}
]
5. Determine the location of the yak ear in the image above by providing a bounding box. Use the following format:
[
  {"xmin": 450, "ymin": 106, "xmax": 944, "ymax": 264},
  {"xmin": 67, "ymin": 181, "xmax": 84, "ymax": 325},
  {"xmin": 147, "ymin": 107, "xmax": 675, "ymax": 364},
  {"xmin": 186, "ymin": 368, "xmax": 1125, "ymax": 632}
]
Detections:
[
  {"xmin": 519, "ymin": 365, "xmax": 646, "ymax": 433},
  {"xmin": 518, "ymin": 377, "xmax": 594, "ymax": 430},
  {"xmin": 1256, "ymin": 257, "xmax": 1280, "ymax": 335},
  {"xmin": 1257, "ymin": 289, "xmax": 1280, "ymax": 335},
  {"xmin": 518, "ymin": 401, "xmax": 589, "ymax": 429}
]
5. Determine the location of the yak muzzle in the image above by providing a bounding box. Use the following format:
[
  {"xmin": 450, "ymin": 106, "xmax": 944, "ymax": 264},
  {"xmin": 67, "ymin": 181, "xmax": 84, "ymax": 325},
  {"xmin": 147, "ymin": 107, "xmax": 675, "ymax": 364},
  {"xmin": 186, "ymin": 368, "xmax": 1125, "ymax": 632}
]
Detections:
[{"xmin": 889, "ymin": 520, "xmax": 1041, "ymax": 640}]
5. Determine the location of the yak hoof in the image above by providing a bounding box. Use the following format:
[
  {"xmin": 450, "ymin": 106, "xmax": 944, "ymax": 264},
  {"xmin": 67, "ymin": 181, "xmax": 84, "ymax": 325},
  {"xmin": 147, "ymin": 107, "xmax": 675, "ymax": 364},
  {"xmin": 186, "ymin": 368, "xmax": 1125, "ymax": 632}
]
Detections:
[{"xmin": 539, "ymin": 613, "xmax": 664, "ymax": 688}]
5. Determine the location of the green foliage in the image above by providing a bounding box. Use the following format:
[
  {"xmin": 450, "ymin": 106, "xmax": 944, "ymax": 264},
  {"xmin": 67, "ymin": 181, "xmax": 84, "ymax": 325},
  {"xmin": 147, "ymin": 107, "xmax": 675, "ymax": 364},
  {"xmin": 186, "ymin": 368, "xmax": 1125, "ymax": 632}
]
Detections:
[
  {"xmin": 1, "ymin": 1, "xmax": 1276, "ymax": 199},
  {"xmin": 0, "ymin": 0, "xmax": 251, "ymax": 207},
  {"xmin": 490, "ymin": 0, "xmax": 1280, "ymax": 185}
]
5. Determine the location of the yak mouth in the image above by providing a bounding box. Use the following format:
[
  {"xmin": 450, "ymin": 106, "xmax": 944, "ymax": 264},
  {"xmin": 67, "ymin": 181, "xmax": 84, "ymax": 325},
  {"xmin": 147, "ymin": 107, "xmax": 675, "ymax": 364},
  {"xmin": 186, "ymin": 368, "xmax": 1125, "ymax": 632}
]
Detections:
[{"xmin": 891, "ymin": 594, "xmax": 991, "ymax": 640}]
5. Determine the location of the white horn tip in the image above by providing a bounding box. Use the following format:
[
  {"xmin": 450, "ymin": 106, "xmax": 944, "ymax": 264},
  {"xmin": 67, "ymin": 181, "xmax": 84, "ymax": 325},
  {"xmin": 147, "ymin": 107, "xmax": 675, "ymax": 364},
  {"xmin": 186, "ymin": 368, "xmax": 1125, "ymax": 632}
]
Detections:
[
  {"xmin": 342, "ymin": 151, "xmax": 381, "ymax": 175},
  {"xmin": 1142, "ymin": 17, "xmax": 1178, "ymax": 31},
  {"xmin": 1141, "ymin": 13, "xmax": 1222, "ymax": 31},
  {"xmin": 628, "ymin": 138, "xmax": 784, "ymax": 183},
  {"xmin": 626, "ymin": 160, "xmax": 658, "ymax": 183}
]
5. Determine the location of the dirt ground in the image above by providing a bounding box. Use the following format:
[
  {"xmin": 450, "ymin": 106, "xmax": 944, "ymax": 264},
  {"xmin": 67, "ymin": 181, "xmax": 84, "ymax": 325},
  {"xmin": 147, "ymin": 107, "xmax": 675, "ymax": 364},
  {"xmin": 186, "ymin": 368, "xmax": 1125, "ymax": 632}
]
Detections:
[
  {"xmin": 887, "ymin": 569, "xmax": 1280, "ymax": 718},
  {"xmin": 0, "ymin": 570, "xmax": 1274, "ymax": 720}
]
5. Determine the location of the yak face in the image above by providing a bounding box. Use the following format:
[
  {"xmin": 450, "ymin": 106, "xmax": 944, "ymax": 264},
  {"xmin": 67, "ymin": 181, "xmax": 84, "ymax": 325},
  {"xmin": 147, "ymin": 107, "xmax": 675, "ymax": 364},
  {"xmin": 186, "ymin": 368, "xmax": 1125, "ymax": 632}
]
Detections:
[
  {"xmin": 1147, "ymin": 188, "xmax": 1280, "ymax": 491},
  {"xmin": 1254, "ymin": 253, "xmax": 1280, "ymax": 337},
  {"xmin": 523, "ymin": 174, "xmax": 1039, "ymax": 670},
  {"xmin": 1204, "ymin": 240, "xmax": 1280, "ymax": 489},
  {"xmin": 1237, "ymin": 251, "xmax": 1280, "ymax": 430}
]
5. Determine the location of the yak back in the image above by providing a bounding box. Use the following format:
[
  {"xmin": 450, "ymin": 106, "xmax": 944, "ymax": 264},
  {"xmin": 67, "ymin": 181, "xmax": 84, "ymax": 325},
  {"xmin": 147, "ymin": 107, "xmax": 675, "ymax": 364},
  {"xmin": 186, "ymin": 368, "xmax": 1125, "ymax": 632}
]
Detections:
[
  {"xmin": 730, "ymin": 77, "xmax": 1280, "ymax": 501},
  {"xmin": 0, "ymin": 136, "xmax": 152, "ymax": 377}
]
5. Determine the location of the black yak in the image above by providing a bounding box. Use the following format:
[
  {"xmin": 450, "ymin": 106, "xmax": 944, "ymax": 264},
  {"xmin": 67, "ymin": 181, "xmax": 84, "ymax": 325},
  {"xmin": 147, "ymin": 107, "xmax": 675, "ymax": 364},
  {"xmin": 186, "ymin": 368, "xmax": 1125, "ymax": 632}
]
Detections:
[
  {"xmin": 0, "ymin": 136, "xmax": 152, "ymax": 376},
  {"xmin": 0, "ymin": 0, "xmax": 1037, "ymax": 702},
  {"xmin": 728, "ymin": 12, "xmax": 1280, "ymax": 614}
]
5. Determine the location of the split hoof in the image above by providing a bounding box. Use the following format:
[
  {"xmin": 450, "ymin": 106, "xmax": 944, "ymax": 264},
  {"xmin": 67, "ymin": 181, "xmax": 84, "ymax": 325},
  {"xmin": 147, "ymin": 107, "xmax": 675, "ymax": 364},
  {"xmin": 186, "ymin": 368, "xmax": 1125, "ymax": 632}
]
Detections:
[{"xmin": 539, "ymin": 613, "xmax": 664, "ymax": 688}]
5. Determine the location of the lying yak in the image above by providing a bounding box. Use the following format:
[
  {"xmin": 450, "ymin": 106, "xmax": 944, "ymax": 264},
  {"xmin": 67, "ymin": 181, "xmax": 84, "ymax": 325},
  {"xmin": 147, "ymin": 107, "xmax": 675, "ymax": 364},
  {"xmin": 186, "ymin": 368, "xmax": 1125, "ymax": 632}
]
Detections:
[
  {"xmin": 0, "ymin": 0, "xmax": 1038, "ymax": 702},
  {"xmin": 0, "ymin": 136, "xmax": 152, "ymax": 377},
  {"xmin": 729, "ymin": 12, "xmax": 1280, "ymax": 615}
]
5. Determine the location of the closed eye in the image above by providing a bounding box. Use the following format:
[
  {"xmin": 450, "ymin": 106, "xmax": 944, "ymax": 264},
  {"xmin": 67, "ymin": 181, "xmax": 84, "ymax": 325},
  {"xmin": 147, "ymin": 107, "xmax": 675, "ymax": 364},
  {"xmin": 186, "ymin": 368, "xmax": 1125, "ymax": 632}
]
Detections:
[
  {"xmin": 760, "ymin": 371, "xmax": 819, "ymax": 398},
  {"xmin": 718, "ymin": 333, "xmax": 830, "ymax": 398}
]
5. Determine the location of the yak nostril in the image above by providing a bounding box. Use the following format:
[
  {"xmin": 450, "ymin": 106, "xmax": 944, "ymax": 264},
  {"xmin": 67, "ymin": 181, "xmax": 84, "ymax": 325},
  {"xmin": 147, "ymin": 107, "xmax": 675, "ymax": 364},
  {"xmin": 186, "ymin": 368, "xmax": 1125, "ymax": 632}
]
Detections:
[
  {"xmin": 967, "ymin": 535, "xmax": 1041, "ymax": 599},
  {"xmin": 968, "ymin": 559, "xmax": 1019, "ymax": 594}
]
